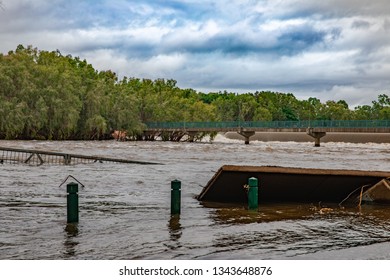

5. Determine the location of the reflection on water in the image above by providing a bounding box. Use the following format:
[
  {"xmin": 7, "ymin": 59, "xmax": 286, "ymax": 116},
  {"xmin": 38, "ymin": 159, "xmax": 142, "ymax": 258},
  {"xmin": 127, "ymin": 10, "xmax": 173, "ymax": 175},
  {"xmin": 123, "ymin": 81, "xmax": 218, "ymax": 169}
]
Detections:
[
  {"xmin": 205, "ymin": 202, "xmax": 318, "ymax": 224},
  {"xmin": 0, "ymin": 139, "xmax": 390, "ymax": 259},
  {"xmin": 201, "ymin": 203, "xmax": 390, "ymax": 259},
  {"xmin": 64, "ymin": 223, "xmax": 79, "ymax": 258},
  {"xmin": 168, "ymin": 215, "xmax": 182, "ymax": 241},
  {"xmin": 165, "ymin": 215, "xmax": 183, "ymax": 255}
]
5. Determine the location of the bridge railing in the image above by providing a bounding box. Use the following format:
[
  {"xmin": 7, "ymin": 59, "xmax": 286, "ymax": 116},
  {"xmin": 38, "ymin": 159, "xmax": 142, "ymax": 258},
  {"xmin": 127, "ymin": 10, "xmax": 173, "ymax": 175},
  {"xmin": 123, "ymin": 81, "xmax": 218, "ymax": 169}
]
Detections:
[{"xmin": 145, "ymin": 120, "xmax": 390, "ymax": 129}]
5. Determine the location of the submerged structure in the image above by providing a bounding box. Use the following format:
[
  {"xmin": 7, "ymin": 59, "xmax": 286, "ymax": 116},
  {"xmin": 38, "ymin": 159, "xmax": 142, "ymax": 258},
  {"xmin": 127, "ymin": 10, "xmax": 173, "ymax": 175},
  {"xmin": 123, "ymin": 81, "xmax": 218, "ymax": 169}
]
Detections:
[
  {"xmin": 197, "ymin": 165, "xmax": 390, "ymax": 204},
  {"xmin": 361, "ymin": 179, "xmax": 390, "ymax": 203},
  {"xmin": 0, "ymin": 146, "xmax": 160, "ymax": 166}
]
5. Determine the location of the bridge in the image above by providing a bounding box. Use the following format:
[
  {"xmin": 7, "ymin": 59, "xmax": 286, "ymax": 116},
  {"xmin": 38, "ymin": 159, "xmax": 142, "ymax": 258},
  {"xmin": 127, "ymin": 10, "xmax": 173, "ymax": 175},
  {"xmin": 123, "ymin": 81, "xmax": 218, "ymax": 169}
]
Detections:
[{"xmin": 144, "ymin": 120, "xmax": 390, "ymax": 146}]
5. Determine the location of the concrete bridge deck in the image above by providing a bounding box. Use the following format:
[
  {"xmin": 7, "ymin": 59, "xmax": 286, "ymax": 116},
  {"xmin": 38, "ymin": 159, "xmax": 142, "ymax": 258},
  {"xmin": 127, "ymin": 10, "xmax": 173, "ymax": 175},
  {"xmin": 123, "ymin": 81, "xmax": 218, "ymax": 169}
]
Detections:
[{"xmin": 144, "ymin": 120, "xmax": 390, "ymax": 146}]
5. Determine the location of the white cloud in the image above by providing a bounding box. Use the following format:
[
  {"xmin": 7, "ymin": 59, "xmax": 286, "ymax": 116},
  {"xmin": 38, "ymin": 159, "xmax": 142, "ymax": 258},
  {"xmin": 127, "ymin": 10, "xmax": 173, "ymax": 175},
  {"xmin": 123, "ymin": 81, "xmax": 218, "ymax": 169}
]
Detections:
[
  {"xmin": 314, "ymin": 85, "xmax": 385, "ymax": 108},
  {"xmin": 128, "ymin": 53, "xmax": 188, "ymax": 78},
  {"xmin": 83, "ymin": 49, "xmax": 188, "ymax": 80}
]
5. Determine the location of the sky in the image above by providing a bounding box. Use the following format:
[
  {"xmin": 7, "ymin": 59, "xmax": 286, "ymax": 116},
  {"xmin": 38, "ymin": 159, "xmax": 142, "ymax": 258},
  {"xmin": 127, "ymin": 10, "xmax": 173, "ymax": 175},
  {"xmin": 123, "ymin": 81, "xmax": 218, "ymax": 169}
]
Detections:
[{"xmin": 1, "ymin": 0, "xmax": 390, "ymax": 107}]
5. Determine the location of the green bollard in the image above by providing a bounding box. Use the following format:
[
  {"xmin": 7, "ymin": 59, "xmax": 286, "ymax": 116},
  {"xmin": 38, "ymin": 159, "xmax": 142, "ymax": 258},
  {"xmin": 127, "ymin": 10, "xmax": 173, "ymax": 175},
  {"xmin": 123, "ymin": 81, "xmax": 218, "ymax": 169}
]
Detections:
[
  {"xmin": 171, "ymin": 180, "xmax": 181, "ymax": 215},
  {"xmin": 67, "ymin": 182, "xmax": 79, "ymax": 223},
  {"xmin": 248, "ymin": 177, "xmax": 258, "ymax": 210}
]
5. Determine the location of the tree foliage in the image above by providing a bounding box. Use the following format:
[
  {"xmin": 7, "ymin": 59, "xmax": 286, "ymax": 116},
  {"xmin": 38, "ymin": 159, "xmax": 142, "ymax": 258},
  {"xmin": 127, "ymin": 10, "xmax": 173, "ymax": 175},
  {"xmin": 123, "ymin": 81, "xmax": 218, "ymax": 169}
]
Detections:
[{"xmin": 0, "ymin": 45, "xmax": 388, "ymax": 140}]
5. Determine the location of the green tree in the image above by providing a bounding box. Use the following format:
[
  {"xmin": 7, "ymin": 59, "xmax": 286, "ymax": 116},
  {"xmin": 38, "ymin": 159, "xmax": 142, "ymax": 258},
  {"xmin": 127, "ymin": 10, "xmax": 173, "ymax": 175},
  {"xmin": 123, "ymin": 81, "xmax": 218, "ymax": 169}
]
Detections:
[
  {"xmin": 211, "ymin": 93, "xmax": 238, "ymax": 121},
  {"xmin": 353, "ymin": 105, "xmax": 374, "ymax": 120},
  {"xmin": 372, "ymin": 94, "xmax": 390, "ymax": 119},
  {"xmin": 321, "ymin": 100, "xmax": 350, "ymax": 120},
  {"xmin": 236, "ymin": 94, "xmax": 258, "ymax": 121},
  {"xmin": 253, "ymin": 107, "xmax": 272, "ymax": 121}
]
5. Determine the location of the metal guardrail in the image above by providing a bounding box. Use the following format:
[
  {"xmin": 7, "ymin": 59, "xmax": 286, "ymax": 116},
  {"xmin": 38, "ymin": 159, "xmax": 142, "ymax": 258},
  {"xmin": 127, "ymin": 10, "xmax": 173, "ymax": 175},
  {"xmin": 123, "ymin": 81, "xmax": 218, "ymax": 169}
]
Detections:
[{"xmin": 145, "ymin": 120, "xmax": 390, "ymax": 129}]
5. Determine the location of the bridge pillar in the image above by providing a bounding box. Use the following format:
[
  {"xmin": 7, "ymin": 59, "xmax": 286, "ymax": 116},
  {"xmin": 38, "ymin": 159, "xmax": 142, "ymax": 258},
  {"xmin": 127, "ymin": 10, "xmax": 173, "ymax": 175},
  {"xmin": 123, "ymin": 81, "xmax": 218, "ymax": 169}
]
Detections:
[
  {"xmin": 238, "ymin": 129, "xmax": 255, "ymax": 144},
  {"xmin": 306, "ymin": 128, "xmax": 326, "ymax": 147}
]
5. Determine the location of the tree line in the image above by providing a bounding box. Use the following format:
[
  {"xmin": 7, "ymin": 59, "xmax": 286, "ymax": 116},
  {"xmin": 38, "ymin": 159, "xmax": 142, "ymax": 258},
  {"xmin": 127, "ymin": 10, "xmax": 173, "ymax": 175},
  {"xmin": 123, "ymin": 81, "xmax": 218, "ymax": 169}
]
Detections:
[{"xmin": 0, "ymin": 45, "xmax": 389, "ymax": 140}]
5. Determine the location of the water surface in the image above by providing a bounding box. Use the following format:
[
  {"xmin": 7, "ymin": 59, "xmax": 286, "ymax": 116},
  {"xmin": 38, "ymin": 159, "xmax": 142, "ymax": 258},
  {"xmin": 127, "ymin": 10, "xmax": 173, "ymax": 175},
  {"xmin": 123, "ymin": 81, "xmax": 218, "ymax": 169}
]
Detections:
[{"xmin": 1, "ymin": 137, "xmax": 390, "ymax": 259}]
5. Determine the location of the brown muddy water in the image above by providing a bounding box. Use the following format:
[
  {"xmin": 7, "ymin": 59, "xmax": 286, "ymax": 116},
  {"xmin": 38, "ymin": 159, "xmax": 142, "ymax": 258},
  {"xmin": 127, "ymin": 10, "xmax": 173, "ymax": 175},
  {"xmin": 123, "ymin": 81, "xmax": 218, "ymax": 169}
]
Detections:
[{"xmin": 1, "ymin": 136, "xmax": 390, "ymax": 260}]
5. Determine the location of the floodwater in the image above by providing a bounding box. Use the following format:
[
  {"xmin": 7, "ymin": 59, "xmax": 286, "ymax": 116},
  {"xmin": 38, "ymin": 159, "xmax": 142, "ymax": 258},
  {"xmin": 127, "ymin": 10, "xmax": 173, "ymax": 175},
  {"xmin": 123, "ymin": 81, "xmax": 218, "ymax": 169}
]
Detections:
[{"xmin": 1, "ymin": 135, "xmax": 390, "ymax": 260}]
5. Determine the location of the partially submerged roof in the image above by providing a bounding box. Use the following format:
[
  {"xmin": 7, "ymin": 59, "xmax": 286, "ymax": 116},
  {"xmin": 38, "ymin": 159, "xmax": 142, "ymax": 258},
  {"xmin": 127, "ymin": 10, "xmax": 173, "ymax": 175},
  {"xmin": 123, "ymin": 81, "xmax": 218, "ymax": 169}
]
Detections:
[{"xmin": 197, "ymin": 165, "xmax": 390, "ymax": 204}]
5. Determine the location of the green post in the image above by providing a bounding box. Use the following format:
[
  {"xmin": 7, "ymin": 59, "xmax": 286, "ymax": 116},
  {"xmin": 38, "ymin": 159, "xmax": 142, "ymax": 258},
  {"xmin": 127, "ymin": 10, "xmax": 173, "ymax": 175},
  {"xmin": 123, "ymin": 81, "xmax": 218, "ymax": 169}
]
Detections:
[
  {"xmin": 67, "ymin": 182, "xmax": 79, "ymax": 223},
  {"xmin": 248, "ymin": 177, "xmax": 258, "ymax": 210},
  {"xmin": 171, "ymin": 180, "xmax": 181, "ymax": 215}
]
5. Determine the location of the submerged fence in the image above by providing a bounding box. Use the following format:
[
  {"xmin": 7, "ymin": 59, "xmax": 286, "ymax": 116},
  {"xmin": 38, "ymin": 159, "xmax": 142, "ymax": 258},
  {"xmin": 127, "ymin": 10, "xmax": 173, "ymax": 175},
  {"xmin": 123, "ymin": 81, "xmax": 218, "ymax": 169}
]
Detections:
[{"xmin": 0, "ymin": 147, "xmax": 159, "ymax": 166}]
